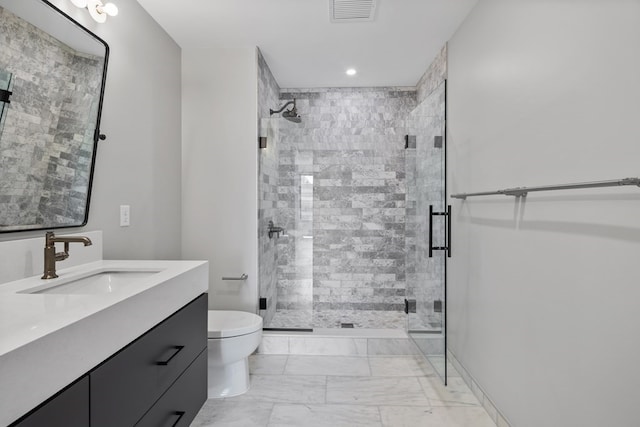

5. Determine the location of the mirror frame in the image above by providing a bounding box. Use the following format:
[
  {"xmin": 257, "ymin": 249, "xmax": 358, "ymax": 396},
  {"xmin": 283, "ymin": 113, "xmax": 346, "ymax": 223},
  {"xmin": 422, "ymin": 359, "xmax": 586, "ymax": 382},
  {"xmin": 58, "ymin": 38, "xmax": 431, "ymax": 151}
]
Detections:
[{"xmin": 0, "ymin": 0, "xmax": 110, "ymax": 233}]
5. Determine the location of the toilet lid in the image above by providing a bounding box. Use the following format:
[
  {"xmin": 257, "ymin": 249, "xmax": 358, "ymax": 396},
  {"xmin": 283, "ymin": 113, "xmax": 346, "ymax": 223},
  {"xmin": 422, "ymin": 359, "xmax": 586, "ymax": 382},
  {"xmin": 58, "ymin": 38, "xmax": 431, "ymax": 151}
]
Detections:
[{"xmin": 207, "ymin": 310, "xmax": 263, "ymax": 338}]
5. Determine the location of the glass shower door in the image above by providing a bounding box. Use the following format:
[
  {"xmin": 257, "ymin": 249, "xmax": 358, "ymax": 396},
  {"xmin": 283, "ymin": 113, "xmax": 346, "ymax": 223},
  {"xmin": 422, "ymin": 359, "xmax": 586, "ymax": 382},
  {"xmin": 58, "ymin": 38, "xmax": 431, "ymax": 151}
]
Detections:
[
  {"xmin": 258, "ymin": 117, "xmax": 314, "ymax": 330},
  {"xmin": 406, "ymin": 81, "xmax": 448, "ymax": 383}
]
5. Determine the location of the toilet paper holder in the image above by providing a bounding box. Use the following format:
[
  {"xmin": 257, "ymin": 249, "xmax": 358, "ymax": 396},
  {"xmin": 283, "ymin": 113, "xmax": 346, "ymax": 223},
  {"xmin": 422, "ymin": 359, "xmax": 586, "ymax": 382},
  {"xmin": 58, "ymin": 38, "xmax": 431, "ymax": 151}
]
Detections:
[{"xmin": 221, "ymin": 274, "xmax": 248, "ymax": 281}]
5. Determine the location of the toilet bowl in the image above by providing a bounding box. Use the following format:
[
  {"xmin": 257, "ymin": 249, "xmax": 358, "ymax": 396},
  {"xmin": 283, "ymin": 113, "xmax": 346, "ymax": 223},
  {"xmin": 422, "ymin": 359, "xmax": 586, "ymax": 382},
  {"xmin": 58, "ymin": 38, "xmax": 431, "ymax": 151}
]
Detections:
[{"xmin": 207, "ymin": 310, "xmax": 263, "ymax": 398}]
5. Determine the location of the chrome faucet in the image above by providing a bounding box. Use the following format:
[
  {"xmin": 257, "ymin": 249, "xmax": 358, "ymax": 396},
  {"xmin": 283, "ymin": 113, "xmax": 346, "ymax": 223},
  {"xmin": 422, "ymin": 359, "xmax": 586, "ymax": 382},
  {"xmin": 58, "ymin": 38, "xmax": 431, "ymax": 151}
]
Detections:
[{"xmin": 42, "ymin": 231, "xmax": 92, "ymax": 279}]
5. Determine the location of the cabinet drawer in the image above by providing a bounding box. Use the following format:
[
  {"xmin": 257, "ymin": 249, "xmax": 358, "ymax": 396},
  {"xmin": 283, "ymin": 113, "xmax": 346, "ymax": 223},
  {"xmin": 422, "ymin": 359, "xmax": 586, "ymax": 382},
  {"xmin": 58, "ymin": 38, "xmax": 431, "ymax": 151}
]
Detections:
[
  {"xmin": 136, "ymin": 349, "xmax": 207, "ymax": 427},
  {"xmin": 91, "ymin": 294, "xmax": 207, "ymax": 427},
  {"xmin": 11, "ymin": 376, "xmax": 89, "ymax": 427}
]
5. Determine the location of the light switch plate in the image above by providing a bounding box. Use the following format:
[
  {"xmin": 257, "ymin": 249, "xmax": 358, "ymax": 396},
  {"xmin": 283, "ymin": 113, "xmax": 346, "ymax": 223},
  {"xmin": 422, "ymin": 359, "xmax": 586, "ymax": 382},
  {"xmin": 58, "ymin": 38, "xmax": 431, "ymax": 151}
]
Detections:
[{"xmin": 120, "ymin": 205, "xmax": 130, "ymax": 227}]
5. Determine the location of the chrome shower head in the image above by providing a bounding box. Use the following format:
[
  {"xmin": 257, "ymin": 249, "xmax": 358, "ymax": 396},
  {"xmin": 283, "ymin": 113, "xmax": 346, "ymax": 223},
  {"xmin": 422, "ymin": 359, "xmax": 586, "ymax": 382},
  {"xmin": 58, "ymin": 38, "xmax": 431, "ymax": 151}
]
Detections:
[
  {"xmin": 269, "ymin": 99, "xmax": 302, "ymax": 123},
  {"xmin": 282, "ymin": 109, "xmax": 302, "ymax": 123}
]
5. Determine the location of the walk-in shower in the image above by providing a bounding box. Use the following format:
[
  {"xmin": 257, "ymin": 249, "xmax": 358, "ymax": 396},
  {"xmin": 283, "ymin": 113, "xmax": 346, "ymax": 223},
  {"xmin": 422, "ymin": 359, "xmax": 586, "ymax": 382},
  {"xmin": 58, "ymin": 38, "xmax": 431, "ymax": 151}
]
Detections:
[{"xmin": 258, "ymin": 83, "xmax": 448, "ymax": 380}]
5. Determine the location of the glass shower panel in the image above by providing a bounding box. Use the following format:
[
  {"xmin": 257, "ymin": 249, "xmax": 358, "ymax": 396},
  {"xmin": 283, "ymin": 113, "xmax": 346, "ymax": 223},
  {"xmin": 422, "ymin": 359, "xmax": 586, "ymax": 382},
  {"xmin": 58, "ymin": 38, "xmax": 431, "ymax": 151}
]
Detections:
[
  {"xmin": 406, "ymin": 81, "xmax": 447, "ymax": 383},
  {"xmin": 258, "ymin": 117, "xmax": 314, "ymax": 330},
  {"xmin": 258, "ymin": 118, "xmax": 280, "ymax": 328}
]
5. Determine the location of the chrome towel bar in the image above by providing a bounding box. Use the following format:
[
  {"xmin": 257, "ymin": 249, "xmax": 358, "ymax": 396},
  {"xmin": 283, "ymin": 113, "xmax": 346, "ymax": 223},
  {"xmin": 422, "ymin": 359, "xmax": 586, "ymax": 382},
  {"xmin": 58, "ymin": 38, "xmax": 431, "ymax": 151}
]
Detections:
[{"xmin": 451, "ymin": 177, "xmax": 640, "ymax": 200}]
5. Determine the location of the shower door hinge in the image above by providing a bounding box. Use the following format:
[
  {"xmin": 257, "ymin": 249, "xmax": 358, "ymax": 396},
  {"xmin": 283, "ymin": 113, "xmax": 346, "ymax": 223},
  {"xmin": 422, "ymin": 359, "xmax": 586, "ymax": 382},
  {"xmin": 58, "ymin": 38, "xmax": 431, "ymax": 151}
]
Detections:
[
  {"xmin": 405, "ymin": 299, "xmax": 416, "ymax": 314},
  {"xmin": 0, "ymin": 88, "xmax": 12, "ymax": 103},
  {"xmin": 259, "ymin": 297, "xmax": 267, "ymax": 310},
  {"xmin": 404, "ymin": 135, "xmax": 416, "ymax": 149},
  {"xmin": 433, "ymin": 300, "xmax": 443, "ymax": 313}
]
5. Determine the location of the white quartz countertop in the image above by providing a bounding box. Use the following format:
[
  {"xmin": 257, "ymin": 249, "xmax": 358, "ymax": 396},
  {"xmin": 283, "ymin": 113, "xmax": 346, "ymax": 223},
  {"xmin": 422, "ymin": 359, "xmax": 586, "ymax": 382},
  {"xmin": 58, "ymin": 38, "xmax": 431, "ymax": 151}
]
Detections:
[{"xmin": 0, "ymin": 259, "xmax": 208, "ymax": 426}]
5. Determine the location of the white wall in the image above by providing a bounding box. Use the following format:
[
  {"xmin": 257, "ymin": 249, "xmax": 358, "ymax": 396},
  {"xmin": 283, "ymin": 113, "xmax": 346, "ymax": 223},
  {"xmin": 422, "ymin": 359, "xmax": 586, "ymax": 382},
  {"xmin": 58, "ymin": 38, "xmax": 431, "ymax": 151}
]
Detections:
[
  {"xmin": 0, "ymin": 231, "xmax": 103, "ymax": 284},
  {"xmin": 447, "ymin": 1, "xmax": 640, "ymax": 426},
  {"xmin": 0, "ymin": 0, "xmax": 182, "ymax": 261},
  {"xmin": 182, "ymin": 48, "xmax": 259, "ymax": 312}
]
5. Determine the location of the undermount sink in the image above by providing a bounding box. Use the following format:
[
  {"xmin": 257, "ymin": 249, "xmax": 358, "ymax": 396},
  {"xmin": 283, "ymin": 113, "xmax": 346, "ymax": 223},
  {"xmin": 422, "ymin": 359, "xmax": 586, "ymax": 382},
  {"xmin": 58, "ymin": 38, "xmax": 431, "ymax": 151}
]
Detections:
[{"xmin": 20, "ymin": 270, "xmax": 162, "ymax": 295}]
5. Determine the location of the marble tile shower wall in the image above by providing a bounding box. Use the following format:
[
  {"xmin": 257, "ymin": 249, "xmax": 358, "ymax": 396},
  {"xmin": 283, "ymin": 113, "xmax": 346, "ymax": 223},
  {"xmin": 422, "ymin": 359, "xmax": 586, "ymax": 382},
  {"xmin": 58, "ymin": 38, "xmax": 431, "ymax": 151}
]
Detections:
[
  {"xmin": 416, "ymin": 44, "xmax": 447, "ymax": 104},
  {"xmin": 276, "ymin": 88, "xmax": 417, "ymax": 313},
  {"xmin": 0, "ymin": 6, "xmax": 102, "ymax": 227},
  {"xmin": 257, "ymin": 49, "xmax": 282, "ymax": 325}
]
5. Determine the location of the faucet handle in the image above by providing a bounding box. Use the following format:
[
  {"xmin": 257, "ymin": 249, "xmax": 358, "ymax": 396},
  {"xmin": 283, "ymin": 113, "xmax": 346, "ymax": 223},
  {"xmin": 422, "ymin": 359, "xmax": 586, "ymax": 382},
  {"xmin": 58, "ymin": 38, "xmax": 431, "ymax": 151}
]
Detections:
[{"xmin": 45, "ymin": 231, "xmax": 55, "ymax": 246}]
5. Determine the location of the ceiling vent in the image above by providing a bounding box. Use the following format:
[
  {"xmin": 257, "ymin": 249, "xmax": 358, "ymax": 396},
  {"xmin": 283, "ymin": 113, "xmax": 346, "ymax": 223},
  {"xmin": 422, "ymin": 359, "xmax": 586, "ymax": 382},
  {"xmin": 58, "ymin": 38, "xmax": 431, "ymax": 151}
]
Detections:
[{"xmin": 330, "ymin": 0, "xmax": 377, "ymax": 23}]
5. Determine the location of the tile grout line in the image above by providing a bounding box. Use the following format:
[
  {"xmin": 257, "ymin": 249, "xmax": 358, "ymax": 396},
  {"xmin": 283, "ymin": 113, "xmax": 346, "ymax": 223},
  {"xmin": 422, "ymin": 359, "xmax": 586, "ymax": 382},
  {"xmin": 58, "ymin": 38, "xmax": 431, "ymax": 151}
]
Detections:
[
  {"xmin": 376, "ymin": 405, "xmax": 384, "ymax": 426},
  {"xmin": 264, "ymin": 402, "xmax": 276, "ymax": 427},
  {"xmin": 415, "ymin": 371, "xmax": 434, "ymax": 412},
  {"xmin": 282, "ymin": 354, "xmax": 289, "ymax": 375},
  {"xmin": 323, "ymin": 374, "xmax": 328, "ymax": 405}
]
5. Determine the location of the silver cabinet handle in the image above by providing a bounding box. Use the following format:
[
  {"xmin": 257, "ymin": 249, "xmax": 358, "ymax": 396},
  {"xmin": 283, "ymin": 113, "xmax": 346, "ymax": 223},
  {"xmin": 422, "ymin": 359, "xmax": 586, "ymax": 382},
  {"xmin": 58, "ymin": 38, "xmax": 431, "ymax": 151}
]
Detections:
[{"xmin": 222, "ymin": 274, "xmax": 248, "ymax": 281}]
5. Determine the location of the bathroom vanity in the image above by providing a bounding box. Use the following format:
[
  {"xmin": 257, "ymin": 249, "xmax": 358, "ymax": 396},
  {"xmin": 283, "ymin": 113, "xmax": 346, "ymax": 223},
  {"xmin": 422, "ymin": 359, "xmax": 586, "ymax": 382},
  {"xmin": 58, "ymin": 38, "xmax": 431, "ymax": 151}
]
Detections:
[{"xmin": 0, "ymin": 259, "xmax": 209, "ymax": 426}]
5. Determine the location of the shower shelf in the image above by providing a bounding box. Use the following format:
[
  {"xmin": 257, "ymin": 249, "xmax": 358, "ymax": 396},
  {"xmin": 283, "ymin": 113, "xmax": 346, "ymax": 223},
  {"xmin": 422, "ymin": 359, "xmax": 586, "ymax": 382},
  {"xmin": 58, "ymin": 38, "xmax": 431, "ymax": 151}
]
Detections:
[{"xmin": 450, "ymin": 177, "xmax": 640, "ymax": 200}]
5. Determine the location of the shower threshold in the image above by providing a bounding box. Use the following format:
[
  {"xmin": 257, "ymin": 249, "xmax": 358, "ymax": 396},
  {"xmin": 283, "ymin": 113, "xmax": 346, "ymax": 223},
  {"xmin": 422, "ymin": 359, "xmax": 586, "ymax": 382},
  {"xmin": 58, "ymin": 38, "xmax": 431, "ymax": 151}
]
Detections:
[{"xmin": 263, "ymin": 327, "xmax": 313, "ymax": 332}]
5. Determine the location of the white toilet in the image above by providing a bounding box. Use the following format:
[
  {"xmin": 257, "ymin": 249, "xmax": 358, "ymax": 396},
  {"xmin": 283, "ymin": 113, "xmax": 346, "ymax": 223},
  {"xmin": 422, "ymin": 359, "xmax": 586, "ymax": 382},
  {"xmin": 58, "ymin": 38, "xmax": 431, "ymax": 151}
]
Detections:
[{"xmin": 207, "ymin": 310, "xmax": 263, "ymax": 398}]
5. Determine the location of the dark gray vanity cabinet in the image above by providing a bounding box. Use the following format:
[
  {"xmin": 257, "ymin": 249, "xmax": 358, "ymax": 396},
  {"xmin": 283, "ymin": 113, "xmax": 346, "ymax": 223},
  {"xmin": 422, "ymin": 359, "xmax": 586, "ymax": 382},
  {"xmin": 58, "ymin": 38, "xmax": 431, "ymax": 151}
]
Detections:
[
  {"xmin": 12, "ymin": 377, "xmax": 89, "ymax": 427},
  {"xmin": 91, "ymin": 293, "xmax": 208, "ymax": 427},
  {"xmin": 135, "ymin": 350, "xmax": 207, "ymax": 427},
  {"xmin": 9, "ymin": 294, "xmax": 207, "ymax": 427}
]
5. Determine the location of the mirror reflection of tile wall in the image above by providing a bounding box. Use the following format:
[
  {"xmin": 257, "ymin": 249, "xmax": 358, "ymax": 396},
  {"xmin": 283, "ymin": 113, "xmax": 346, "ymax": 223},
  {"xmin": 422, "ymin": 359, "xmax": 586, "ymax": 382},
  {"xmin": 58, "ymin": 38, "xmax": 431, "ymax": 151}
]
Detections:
[{"xmin": 0, "ymin": 6, "xmax": 103, "ymax": 229}]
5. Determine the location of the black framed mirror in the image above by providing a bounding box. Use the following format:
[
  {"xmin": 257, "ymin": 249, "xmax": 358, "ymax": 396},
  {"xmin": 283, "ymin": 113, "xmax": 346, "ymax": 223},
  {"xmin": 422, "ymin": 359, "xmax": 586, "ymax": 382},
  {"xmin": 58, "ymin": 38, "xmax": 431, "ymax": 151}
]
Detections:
[{"xmin": 0, "ymin": 0, "xmax": 109, "ymax": 232}]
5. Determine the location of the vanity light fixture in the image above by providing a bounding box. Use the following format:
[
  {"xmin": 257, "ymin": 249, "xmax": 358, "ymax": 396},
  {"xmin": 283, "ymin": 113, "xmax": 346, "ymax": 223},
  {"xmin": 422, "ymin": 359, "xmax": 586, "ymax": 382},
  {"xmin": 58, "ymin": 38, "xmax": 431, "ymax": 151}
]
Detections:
[{"xmin": 69, "ymin": 0, "xmax": 118, "ymax": 23}]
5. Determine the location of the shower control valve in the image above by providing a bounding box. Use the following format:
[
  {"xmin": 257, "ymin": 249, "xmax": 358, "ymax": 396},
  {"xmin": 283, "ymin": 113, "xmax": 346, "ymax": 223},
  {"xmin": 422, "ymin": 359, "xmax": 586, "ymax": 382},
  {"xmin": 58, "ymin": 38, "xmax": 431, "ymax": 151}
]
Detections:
[{"xmin": 268, "ymin": 220, "xmax": 285, "ymax": 239}]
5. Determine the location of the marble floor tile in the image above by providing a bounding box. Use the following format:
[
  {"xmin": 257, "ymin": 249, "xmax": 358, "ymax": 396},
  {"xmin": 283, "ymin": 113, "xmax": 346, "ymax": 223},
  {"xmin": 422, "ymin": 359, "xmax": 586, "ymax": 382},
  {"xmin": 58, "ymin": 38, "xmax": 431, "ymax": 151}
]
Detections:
[
  {"xmin": 412, "ymin": 335, "xmax": 446, "ymax": 355},
  {"xmin": 268, "ymin": 404, "xmax": 383, "ymax": 427},
  {"xmin": 419, "ymin": 376, "xmax": 481, "ymax": 407},
  {"xmin": 429, "ymin": 407, "xmax": 497, "ymax": 427},
  {"xmin": 285, "ymin": 355, "xmax": 371, "ymax": 376},
  {"xmin": 326, "ymin": 376, "xmax": 430, "ymax": 406},
  {"xmin": 231, "ymin": 374, "xmax": 326, "ymax": 404},
  {"xmin": 190, "ymin": 400, "xmax": 273, "ymax": 427},
  {"xmin": 369, "ymin": 355, "xmax": 436, "ymax": 377},
  {"xmin": 289, "ymin": 337, "xmax": 368, "ymax": 356},
  {"xmin": 367, "ymin": 338, "xmax": 421, "ymax": 356},
  {"xmin": 378, "ymin": 406, "xmax": 433, "ymax": 427},
  {"xmin": 369, "ymin": 356, "xmax": 437, "ymax": 377},
  {"xmin": 257, "ymin": 336, "xmax": 290, "ymax": 354},
  {"xmin": 250, "ymin": 355, "xmax": 289, "ymax": 375},
  {"xmin": 427, "ymin": 355, "xmax": 461, "ymax": 378},
  {"xmin": 379, "ymin": 406, "xmax": 496, "ymax": 427}
]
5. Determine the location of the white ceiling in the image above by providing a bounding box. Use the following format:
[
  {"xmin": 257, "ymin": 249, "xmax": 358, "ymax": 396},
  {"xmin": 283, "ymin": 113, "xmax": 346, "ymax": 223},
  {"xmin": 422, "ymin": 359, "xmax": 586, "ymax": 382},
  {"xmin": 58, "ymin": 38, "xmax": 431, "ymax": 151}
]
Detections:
[{"xmin": 135, "ymin": 0, "xmax": 478, "ymax": 88}]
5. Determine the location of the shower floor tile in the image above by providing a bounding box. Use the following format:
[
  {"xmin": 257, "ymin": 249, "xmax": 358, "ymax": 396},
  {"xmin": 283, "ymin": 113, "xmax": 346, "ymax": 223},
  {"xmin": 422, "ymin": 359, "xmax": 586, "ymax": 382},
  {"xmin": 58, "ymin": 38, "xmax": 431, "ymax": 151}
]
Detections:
[{"xmin": 266, "ymin": 309, "xmax": 408, "ymax": 329}]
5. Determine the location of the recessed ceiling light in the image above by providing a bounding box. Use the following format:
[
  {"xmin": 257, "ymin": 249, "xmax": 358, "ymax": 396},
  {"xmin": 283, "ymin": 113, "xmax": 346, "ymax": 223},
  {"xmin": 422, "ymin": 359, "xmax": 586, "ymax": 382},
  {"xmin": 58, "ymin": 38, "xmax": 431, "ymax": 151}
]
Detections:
[{"xmin": 346, "ymin": 68, "xmax": 357, "ymax": 76}]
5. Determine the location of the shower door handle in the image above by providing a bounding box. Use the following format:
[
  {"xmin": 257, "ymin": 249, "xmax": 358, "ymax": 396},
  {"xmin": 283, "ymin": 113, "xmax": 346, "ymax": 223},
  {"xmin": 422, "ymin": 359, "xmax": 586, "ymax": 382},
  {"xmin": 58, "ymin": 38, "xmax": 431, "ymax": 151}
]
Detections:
[
  {"xmin": 446, "ymin": 205, "xmax": 452, "ymax": 258},
  {"xmin": 429, "ymin": 204, "xmax": 451, "ymax": 258},
  {"xmin": 429, "ymin": 205, "xmax": 434, "ymax": 258}
]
